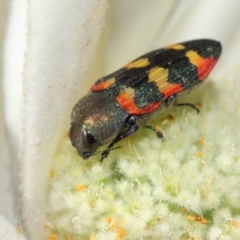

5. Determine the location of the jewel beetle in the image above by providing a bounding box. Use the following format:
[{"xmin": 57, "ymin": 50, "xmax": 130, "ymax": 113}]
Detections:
[{"xmin": 70, "ymin": 39, "xmax": 222, "ymax": 161}]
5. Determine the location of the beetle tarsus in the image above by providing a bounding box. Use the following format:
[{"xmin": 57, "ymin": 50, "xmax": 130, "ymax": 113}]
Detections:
[
  {"xmin": 145, "ymin": 125, "xmax": 165, "ymax": 142},
  {"xmin": 175, "ymin": 102, "xmax": 200, "ymax": 114}
]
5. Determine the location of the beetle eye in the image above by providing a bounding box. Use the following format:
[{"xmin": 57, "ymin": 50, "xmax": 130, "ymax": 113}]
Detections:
[
  {"xmin": 82, "ymin": 129, "xmax": 98, "ymax": 151},
  {"xmin": 69, "ymin": 123, "xmax": 79, "ymax": 147}
]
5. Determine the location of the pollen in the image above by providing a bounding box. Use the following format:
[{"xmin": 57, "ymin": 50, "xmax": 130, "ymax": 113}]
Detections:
[
  {"xmin": 76, "ymin": 184, "xmax": 87, "ymax": 192},
  {"xmin": 48, "ymin": 234, "xmax": 57, "ymax": 240}
]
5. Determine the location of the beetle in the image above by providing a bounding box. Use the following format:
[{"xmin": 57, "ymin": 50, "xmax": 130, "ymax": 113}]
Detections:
[{"xmin": 70, "ymin": 39, "xmax": 222, "ymax": 161}]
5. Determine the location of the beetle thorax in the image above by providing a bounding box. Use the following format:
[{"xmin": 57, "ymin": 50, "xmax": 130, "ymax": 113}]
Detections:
[{"xmin": 71, "ymin": 92, "xmax": 129, "ymax": 145}]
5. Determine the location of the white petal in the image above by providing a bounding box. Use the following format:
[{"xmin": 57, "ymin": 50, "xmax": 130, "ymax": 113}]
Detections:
[
  {"xmin": 0, "ymin": 213, "xmax": 27, "ymax": 240},
  {"xmin": 2, "ymin": 0, "xmax": 27, "ymax": 222},
  {"xmin": 16, "ymin": 0, "xmax": 107, "ymax": 239}
]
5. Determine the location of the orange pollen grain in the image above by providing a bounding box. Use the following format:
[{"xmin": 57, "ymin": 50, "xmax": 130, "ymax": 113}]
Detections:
[
  {"xmin": 43, "ymin": 222, "xmax": 52, "ymax": 228},
  {"xmin": 187, "ymin": 215, "xmax": 209, "ymax": 224},
  {"xmin": 66, "ymin": 131, "xmax": 69, "ymax": 138},
  {"xmin": 167, "ymin": 114, "xmax": 175, "ymax": 121},
  {"xmin": 49, "ymin": 170, "xmax": 54, "ymax": 178},
  {"xmin": 198, "ymin": 138, "xmax": 205, "ymax": 146},
  {"xmin": 16, "ymin": 224, "xmax": 22, "ymax": 234},
  {"xmin": 196, "ymin": 151, "xmax": 203, "ymax": 158},
  {"xmin": 105, "ymin": 216, "xmax": 112, "ymax": 224},
  {"xmin": 180, "ymin": 207, "xmax": 188, "ymax": 213},
  {"xmin": 187, "ymin": 215, "xmax": 196, "ymax": 221},
  {"xmin": 76, "ymin": 184, "xmax": 87, "ymax": 192},
  {"xmin": 231, "ymin": 220, "xmax": 239, "ymax": 227},
  {"xmin": 48, "ymin": 234, "xmax": 57, "ymax": 240},
  {"xmin": 199, "ymin": 218, "xmax": 209, "ymax": 224},
  {"xmin": 110, "ymin": 223, "xmax": 117, "ymax": 230},
  {"xmin": 196, "ymin": 102, "xmax": 202, "ymax": 107},
  {"xmin": 155, "ymin": 126, "xmax": 162, "ymax": 132},
  {"xmin": 117, "ymin": 227, "xmax": 126, "ymax": 238}
]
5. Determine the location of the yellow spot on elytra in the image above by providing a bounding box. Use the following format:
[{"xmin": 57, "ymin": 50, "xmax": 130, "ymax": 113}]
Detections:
[
  {"xmin": 148, "ymin": 67, "xmax": 167, "ymax": 83},
  {"xmin": 166, "ymin": 44, "xmax": 185, "ymax": 50},
  {"xmin": 76, "ymin": 184, "xmax": 87, "ymax": 192},
  {"xmin": 125, "ymin": 58, "xmax": 150, "ymax": 69},
  {"xmin": 48, "ymin": 234, "xmax": 57, "ymax": 240},
  {"xmin": 196, "ymin": 151, "xmax": 203, "ymax": 158},
  {"xmin": 103, "ymin": 77, "xmax": 115, "ymax": 88},
  {"xmin": 186, "ymin": 50, "xmax": 203, "ymax": 67},
  {"xmin": 117, "ymin": 227, "xmax": 125, "ymax": 239},
  {"xmin": 231, "ymin": 220, "xmax": 239, "ymax": 227},
  {"xmin": 148, "ymin": 67, "xmax": 172, "ymax": 92},
  {"xmin": 198, "ymin": 138, "xmax": 205, "ymax": 146},
  {"xmin": 105, "ymin": 216, "xmax": 112, "ymax": 224}
]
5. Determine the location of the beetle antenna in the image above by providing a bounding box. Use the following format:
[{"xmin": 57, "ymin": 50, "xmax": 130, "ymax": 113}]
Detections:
[{"xmin": 84, "ymin": 146, "xmax": 122, "ymax": 160}]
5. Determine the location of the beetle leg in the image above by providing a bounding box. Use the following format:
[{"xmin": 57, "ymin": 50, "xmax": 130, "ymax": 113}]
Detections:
[
  {"xmin": 100, "ymin": 117, "xmax": 139, "ymax": 161},
  {"xmin": 145, "ymin": 125, "xmax": 165, "ymax": 142},
  {"xmin": 174, "ymin": 102, "xmax": 199, "ymax": 114}
]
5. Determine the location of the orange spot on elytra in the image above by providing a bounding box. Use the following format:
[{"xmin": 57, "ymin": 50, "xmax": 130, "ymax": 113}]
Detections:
[
  {"xmin": 163, "ymin": 84, "xmax": 184, "ymax": 96},
  {"xmin": 91, "ymin": 77, "xmax": 115, "ymax": 91},
  {"xmin": 186, "ymin": 51, "xmax": 217, "ymax": 80},
  {"xmin": 117, "ymin": 88, "xmax": 161, "ymax": 115}
]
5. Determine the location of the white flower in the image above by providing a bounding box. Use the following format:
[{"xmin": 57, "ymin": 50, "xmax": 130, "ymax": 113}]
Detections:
[{"xmin": 1, "ymin": 0, "xmax": 240, "ymax": 240}]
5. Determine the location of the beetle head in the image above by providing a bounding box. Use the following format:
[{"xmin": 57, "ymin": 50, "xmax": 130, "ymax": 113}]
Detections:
[
  {"xmin": 69, "ymin": 123, "xmax": 100, "ymax": 159},
  {"xmin": 70, "ymin": 92, "xmax": 128, "ymax": 159}
]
